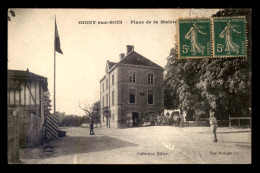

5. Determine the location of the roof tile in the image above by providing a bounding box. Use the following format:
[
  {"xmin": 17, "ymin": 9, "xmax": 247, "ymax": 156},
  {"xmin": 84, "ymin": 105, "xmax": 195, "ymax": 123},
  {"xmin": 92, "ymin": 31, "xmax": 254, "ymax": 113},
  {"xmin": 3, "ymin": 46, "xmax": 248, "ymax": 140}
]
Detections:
[{"xmin": 119, "ymin": 51, "xmax": 163, "ymax": 69}]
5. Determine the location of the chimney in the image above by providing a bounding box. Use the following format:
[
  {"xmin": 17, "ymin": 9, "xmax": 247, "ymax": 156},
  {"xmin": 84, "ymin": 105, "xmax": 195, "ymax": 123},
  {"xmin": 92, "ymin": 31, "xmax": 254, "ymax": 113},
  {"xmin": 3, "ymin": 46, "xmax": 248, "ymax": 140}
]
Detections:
[
  {"xmin": 119, "ymin": 53, "xmax": 125, "ymax": 61},
  {"xmin": 126, "ymin": 45, "xmax": 134, "ymax": 54}
]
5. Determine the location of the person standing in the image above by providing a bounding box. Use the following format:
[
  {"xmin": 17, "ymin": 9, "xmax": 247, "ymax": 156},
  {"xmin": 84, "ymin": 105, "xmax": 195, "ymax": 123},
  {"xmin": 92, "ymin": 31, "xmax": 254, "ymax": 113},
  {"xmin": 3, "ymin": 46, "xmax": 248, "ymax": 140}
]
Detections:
[
  {"xmin": 173, "ymin": 114, "xmax": 178, "ymax": 126},
  {"xmin": 179, "ymin": 114, "xmax": 184, "ymax": 127},
  {"xmin": 132, "ymin": 116, "xmax": 136, "ymax": 127},
  {"xmin": 89, "ymin": 115, "xmax": 95, "ymax": 135},
  {"xmin": 193, "ymin": 114, "xmax": 196, "ymax": 125},
  {"xmin": 183, "ymin": 111, "xmax": 187, "ymax": 126},
  {"xmin": 209, "ymin": 110, "xmax": 218, "ymax": 142}
]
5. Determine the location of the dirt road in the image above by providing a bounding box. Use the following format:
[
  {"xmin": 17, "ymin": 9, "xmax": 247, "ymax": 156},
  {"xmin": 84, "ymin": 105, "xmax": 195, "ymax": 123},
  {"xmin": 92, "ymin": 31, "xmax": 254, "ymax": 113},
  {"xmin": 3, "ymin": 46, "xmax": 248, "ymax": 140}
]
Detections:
[{"xmin": 20, "ymin": 126, "xmax": 251, "ymax": 164}]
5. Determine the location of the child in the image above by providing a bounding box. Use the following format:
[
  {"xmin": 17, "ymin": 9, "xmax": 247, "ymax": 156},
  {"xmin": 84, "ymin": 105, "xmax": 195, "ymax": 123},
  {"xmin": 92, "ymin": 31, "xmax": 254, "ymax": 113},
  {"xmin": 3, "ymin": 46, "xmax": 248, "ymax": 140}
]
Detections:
[{"xmin": 209, "ymin": 110, "xmax": 218, "ymax": 142}]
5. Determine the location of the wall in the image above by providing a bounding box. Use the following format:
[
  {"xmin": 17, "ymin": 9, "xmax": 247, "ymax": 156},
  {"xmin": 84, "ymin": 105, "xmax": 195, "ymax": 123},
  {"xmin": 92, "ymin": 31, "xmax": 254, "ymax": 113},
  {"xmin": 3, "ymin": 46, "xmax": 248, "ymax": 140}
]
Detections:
[
  {"xmin": 100, "ymin": 63, "xmax": 164, "ymax": 128},
  {"xmin": 100, "ymin": 66, "xmax": 120, "ymax": 128},
  {"xmin": 8, "ymin": 78, "xmax": 44, "ymax": 147},
  {"xmin": 118, "ymin": 65, "xmax": 164, "ymax": 128},
  {"xmin": 109, "ymin": 68, "xmax": 119, "ymax": 128}
]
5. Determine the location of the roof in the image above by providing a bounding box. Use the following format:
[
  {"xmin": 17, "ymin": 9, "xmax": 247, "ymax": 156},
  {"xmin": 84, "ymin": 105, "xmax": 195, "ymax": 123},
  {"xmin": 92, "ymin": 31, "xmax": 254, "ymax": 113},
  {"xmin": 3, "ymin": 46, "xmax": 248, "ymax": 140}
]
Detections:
[
  {"xmin": 8, "ymin": 69, "xmax": 48, "ymax": 91},
  {"xmin": 8, "ymin": 69, "xmax": 47, "ymax": 80},
  {"xmin": 107, "ymin": 61, "xmax": 117, "ymax": 70},
  {"xmin": 100, "ymin": 75, "xmax": 106, "ymax": 82},
  {"xmin": 119, "ymin": 51, "xmax": 163, "ymax": 69},
  {"xmin": 100, "ymin": 50, "xmax": 163, "ymax": 82}
]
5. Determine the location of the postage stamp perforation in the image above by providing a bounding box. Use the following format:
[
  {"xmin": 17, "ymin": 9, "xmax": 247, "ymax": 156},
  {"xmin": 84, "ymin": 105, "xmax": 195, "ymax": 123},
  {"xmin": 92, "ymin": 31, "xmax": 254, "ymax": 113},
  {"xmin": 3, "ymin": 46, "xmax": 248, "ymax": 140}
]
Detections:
[
  {"xmin": 176, "ymin": 19, "xmax": 180, "ymax": 59},
  {"xmin": 244, "ymin": 16, "xmax": 248, "ymax": 58},
  {"xmin": 176, "ymin": 16, "xmax": 212, "ymax": 20},
  {"xmin": 210, "ymin": 17, "xmax": 214, "ymax": 59}
]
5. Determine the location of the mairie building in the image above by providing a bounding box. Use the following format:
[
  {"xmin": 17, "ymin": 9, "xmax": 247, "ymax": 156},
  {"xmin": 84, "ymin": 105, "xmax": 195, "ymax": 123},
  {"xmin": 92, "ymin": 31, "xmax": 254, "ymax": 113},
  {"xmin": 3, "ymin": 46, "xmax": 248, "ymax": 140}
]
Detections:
[{"xmin": 100, "ymin": 45, "xmax": 164, "ymax": 128}]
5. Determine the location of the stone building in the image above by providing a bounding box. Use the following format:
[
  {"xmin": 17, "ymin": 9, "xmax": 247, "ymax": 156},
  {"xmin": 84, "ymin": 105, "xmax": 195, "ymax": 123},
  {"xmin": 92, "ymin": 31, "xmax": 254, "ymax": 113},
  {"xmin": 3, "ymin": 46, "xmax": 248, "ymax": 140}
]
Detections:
[{"xmin": 100, "ymin": 45, "xmax": 164, "ymax": 128}]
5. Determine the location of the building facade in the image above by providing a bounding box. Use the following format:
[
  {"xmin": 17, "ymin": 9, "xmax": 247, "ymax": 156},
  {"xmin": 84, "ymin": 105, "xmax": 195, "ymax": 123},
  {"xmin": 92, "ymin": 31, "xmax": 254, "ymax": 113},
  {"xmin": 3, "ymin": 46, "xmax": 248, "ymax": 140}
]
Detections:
[
  {"xmin": 100, "ymin": 45, "xmax": 164, "ymax": 128},
  {"xmin": 8, "ymin": 69, "xmax": 58, "ymax": 149}
]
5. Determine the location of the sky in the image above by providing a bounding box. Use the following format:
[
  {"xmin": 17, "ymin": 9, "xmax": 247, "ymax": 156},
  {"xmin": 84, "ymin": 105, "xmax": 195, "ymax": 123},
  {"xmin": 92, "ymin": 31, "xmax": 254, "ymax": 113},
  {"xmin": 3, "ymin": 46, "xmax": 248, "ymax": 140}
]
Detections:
[{"xmin": 8, "ymin": 8, "xmax": 219, "ymax": 116}]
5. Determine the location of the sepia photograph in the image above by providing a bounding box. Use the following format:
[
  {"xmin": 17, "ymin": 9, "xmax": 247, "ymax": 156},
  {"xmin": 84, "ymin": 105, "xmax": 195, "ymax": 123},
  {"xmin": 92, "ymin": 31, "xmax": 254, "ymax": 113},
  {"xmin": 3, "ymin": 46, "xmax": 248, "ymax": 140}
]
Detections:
[{"xmin": 7, "ymin": 8, "xmax": 252, "ymax": 164}]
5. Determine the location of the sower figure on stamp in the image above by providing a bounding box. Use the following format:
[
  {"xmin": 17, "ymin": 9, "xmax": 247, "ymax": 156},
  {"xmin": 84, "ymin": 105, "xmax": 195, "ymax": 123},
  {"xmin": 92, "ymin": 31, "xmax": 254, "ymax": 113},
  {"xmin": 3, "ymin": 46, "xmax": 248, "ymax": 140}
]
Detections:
[
  {"xmin": 185, "ymin": 21, "xmax": 207, "ymax": 55},
  {"xmin": 89, "ymin": 115, "xmax": 95, "ymax": 135},
  {"xmin": 219, "ymin": 20, "xmax": 241, "ymax": 55},
  {"xmin": 209, "ymin": 109, "xmax": 218, "ymax": 142}
]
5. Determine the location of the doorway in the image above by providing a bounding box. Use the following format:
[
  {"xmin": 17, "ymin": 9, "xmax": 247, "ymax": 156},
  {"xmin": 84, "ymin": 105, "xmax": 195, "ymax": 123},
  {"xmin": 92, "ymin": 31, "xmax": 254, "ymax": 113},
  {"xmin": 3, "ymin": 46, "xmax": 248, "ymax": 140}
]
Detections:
[{"xmin": 132, "ymin": 112, "xmax": 139, "ymax": 127}]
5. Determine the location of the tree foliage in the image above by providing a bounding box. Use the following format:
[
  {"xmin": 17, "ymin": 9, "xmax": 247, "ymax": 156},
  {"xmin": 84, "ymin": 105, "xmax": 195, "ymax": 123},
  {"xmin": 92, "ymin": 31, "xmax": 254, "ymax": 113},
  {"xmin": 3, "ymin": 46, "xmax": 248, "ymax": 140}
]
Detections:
[
  {"xmin": 57, "ymin": 112, "xmax": 88, "ymax": 127},
  {"xmin": 164, "ymin": 9, "xmax": 251, "ymax": 120},
  {"xmin": 43, "ymin": 89, "xmax": 52, "ymax": 114},
  {"xmin": 8, "ymin": 9, "xmax": 15, "ymax": 21},
  {"xmin": 57, "ymin": 101, "xmax": 101, "ymax": 127}
]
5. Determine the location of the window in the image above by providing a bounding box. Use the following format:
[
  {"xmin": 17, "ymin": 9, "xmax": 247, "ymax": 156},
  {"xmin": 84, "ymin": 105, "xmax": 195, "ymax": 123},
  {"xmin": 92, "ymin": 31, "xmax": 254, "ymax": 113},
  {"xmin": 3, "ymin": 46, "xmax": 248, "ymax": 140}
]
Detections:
[
  {"xmin": 106, "ymin": 79, "xmax": 108, "ymax": 89},
  {"xmin": 10, "ymin": 91, "xmax": 14, "ymax": 105},
  {"xmin": 112, "ymin": 90, "xmax": 115, "ymax": 106},
  {"xmin": 15, "ymin": 90, "xmax": 19, "ymax": 106},
  {"xmin": 102, "ymin": 96, "xmax": 105, "ymax": 122},
  {"xmin": 148, "ymin": 74, "xmax": 154, "ymax": 84},
  {"xmin": 106, "ymin": 94, "xmax": 108, "ymax": 107},
  {"xmin": 112, "ymin": 113, "xmax": 114, "ymax": 120},
  {"xmin": 102, "ymin": 83, "xmax": 104, "ymax": 92},
  {"xmin": 112, "ymin": 74, "xmax": 115, "ymax": 85},
  {"xmin": 130, "ymin": 73, "xmax": 136, "ymax": 83},
  {"xmin": 148, "ymin": 90, "xmax": 154, "ymax": 105},
  {"xmin": 7, "ymin": 91, "xmax": 10, "ymax": 105},
  {"xmin": 129, "ymin": 89, "xmax": 136, "ymax": 104}
]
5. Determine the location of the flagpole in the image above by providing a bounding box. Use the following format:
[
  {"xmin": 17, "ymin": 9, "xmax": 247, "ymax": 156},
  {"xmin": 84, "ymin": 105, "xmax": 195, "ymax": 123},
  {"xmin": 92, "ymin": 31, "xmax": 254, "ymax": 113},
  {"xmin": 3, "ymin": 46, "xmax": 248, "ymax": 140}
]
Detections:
[{"xmin": 54, "ymin": 15, "xmax": 56, "ymax": 114}]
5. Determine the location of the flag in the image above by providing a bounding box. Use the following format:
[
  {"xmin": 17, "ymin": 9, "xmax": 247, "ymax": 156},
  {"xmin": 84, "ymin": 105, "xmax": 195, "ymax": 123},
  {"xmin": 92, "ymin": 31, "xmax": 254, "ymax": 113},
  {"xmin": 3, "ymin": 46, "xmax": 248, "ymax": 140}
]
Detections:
[{"xmin": 55, "ymin": 19, "xmax": 63, "ymax": 54}]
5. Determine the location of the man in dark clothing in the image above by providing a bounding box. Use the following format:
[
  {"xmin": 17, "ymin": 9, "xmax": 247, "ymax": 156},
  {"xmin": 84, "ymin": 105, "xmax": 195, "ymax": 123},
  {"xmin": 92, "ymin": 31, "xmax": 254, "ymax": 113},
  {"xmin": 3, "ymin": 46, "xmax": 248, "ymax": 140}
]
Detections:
[
  {"xmin": 132, "ymin": 117, "xmax": 136, "ymax": 127},
  {"xmin": 89, "ymin": 115, "xmax": 95, "ymax": 135}
]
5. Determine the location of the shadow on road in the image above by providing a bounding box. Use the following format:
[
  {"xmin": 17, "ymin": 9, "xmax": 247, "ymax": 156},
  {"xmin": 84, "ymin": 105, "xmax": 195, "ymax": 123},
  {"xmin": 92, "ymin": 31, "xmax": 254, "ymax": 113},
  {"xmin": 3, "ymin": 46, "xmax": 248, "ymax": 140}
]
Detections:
[
  {"xmin": 199, "ymin": 130, "xmax": 251, "ymax": 134},
  {"xmin": 217, "ymin": 130, "xmax": 251, "ymax": 134},
  {"xmin": 20, "ymin": 135, "xmax": 138, "ymax": 160}
]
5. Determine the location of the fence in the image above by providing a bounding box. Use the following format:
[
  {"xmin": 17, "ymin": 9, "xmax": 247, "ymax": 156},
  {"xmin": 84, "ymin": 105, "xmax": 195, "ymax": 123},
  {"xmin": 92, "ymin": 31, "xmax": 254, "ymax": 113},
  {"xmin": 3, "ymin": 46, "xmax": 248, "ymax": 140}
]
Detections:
[
  {"xmin": 18, "ymin": 112, "xmax": 42, "ymax": 147},
  {"xmin": 229, "ymin": 116, "xmax": 251, "ymax": 127}
]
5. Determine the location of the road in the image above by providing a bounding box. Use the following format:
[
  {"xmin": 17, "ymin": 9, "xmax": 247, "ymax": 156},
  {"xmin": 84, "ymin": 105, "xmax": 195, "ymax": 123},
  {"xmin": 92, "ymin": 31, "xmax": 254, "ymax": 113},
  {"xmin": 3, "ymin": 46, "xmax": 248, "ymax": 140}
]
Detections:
[{"xmin": 19, "ymin": 126, "xmax": 251, "ymax": 164}]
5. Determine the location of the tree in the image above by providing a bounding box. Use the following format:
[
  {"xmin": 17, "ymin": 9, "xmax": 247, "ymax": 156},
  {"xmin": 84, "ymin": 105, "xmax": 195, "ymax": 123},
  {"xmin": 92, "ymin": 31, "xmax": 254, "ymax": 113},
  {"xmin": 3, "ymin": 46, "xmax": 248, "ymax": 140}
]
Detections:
[
  {"xmin": 165, "ymin": 47, "xmax": 207, "ymax": 113},
  {"xmin": 8, "ymin": 9, "xmax": 15, "ymax": 21},
  {"xmin": 57, "ymin": 112, "xmax": 88, "ymax": 127},
  {"xmin": 43, "ymin": 89, "xmax": 52, "ymax": 114},
  {"xmin": 78, "ymin": 101, "xmax": 101, "ymax": 123},
  {"xmin": 92, "ymin": 101, "xmax": 101, "ymax": 123}
]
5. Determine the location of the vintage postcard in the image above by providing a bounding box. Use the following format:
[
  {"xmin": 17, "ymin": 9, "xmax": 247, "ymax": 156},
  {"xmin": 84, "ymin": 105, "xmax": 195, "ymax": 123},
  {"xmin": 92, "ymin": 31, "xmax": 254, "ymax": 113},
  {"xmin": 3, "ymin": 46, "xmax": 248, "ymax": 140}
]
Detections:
[{"xmin": 7, "ymin": 8, "xmax": 251, "ymax": 164}]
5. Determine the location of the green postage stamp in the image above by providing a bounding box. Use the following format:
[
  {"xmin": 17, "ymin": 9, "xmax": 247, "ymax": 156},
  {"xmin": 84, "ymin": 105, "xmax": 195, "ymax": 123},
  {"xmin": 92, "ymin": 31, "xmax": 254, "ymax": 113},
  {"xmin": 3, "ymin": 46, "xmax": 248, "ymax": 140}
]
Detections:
[
  {"xmin": 177, "ymin": 18, "xmax": 212, "ymax": 59},
  {"xmin": 212, "ymin": 17, "xmax": 246, "ymax": 57},
  {"xmin": 177, "ymin": 17, "xmax": 247, "ymax": 59}
]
